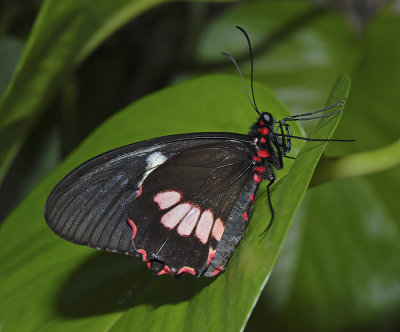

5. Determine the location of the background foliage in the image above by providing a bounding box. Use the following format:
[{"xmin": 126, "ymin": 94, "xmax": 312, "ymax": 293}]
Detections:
[{"xmin": 0, "ymin": 0, "xmax": 399, "ymax": 331}]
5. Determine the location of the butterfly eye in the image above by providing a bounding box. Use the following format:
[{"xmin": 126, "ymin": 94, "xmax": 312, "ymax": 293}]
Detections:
[{"xmin": 263, "ymin": 113, "xmax": 273, "ymax": 124}]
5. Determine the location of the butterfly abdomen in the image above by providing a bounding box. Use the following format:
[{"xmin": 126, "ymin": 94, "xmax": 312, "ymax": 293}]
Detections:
[{"xmin": 204, "ymin": 176, "xmax": 259, "ymax": 277}]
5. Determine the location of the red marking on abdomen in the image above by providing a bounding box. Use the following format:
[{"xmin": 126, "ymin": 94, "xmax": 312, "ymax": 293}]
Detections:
[
  {"xmin": 128, "ymin": 219, "xmax": 137, "ymax": 239},
  {"xmin": 137, "ymin": 249, "xmax": 147, "ymax": 262},
  {"xmin": 254, "ymin": 166, "xmax": 265, "ymax": 174},
  {"xmin": 250, "ymin": 194, "xmax": 255, "ymax": 204},
  {"xmin": 258, "ymin": 127, "xmax": 269, "ymax": 136},
  {"xmin": 157, "ymin": 265, "xmax": 172, "ymax": 276},
  {"xmin": 242, "ymin": 212, "xmax": 248, "ymax": 222},
  {"xmin": 257, "ymin": 150, "xmax": 270, "ymax": 158},
  {"xmin": 178, "ymin": 267, "xmax": 196, "ymax": 276},
  {"xmin": 211, "ymin": 218, "xmax": 224, "ymax": 242},
  {"xmin": 147, "ymin": 261, "xmax": 151, "ymax": 269},
  {"xmin": 154, "ymin": 190, "xmax": 182, "ymax": 210},
  {"xmin": 207, "ymin": 248, "xmax": 216, "ymax": 266},
  {"xmin": 253, "ymin": 174, "xmax": 262, "ymax": 183},
  {"xmin": 136, "ymin": 186, "xmax": 142, "ymax": 198},
  {"xmin": 252, "ymin": 156, "xmax": 261, "ymax": 162}
]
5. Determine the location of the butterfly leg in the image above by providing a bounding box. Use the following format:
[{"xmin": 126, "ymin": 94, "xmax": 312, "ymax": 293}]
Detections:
[{"xmin": 259, "ymin": 174, "xmax": 275, "ymax": 236}]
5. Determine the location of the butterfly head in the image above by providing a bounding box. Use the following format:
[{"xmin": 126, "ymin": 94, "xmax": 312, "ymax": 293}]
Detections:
[{"xmin": 260, "ymin": 112, "xmax": 274, "ymax": 128}]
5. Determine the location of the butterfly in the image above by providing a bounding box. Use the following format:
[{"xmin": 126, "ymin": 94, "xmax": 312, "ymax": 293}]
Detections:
[{"xmin": 44, "ymin": 27, "xmax": 352, "ymax": 277}]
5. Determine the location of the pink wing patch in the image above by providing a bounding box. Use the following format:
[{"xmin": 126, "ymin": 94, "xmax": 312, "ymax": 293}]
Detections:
[
  {"xmin": 177, "ymin": 206, "xmax": 201, "ymax": 236},
  {"xmin": 195, "ymin": 210, "xmax": 214, "ymax": 244},
  {"xmin": 154, "ymin": 191, "xmax": 225, "ymax": 244},
  {"xmin": 161, "ymin": 203, "xmax": 192, "ymax": 229},
  {"xmin": 212, "ymin": 218, "xmax": 224, "ymax": 241},
  {"xmin": 154, "ymin": 190, "xmax": 182, "ymax": 210}
]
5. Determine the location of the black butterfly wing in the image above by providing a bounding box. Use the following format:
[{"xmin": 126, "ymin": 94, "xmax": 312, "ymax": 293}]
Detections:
[
  {"xmin": 44, "ymin": 133, "xmax": 256, "ymax": 268},
  {"xmin": 128, "ymin": 141, "xmax": 259, "ymax": 277}
]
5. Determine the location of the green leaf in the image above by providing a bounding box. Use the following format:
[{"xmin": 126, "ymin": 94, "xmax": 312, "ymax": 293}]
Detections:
[
  {"xmin": 259, "ymin": 174, "xmax": 400, "ymax": 332},
  {"xmin": 0, "ymin": 36, "xmax": 24, "ymax": 97},
  {"xmin": 0, "ymin": 0, "xmax": 232, "ymax": 185},
  {"xmin": 0, "ymin": 74, "xmax": 348, "ymax": 331}
]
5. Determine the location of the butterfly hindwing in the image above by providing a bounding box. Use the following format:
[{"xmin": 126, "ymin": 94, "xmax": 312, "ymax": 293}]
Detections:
[{"xmin": 127, "ymin": 141, "xmax": 256, "ymax": 276}]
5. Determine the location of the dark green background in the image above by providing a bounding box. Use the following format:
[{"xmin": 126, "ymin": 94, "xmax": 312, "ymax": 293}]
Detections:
[{"xmin": 0, "ymin": 1, "xmax": 399, "ymax": 331}]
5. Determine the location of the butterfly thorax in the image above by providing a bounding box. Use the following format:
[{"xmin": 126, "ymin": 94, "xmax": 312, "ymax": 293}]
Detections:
[{"xmin": 249, "ymin": 112, "xmax": 291, "ymax": 182}]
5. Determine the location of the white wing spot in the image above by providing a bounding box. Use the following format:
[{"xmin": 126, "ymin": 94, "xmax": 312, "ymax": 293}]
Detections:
[{"xmin": 138, "ymin": 152, "xmax": 167, "ymax": 186}]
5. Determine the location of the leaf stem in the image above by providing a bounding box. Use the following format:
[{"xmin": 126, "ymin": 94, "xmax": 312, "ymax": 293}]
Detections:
[{"xmin": 310, "ymin": 138, "xmax": 400, "ymax": 187}]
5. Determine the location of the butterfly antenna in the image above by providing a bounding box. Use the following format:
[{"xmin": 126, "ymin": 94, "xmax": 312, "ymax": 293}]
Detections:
[
  {"xmin": 222, "ymin": 26, "xmax": 261, "ymax": 115},
  {"xmin": 283, "ymin": 98, "xmax": 346, "ymax": 121},
  {"xmin": 222, "ymin": 52, "xmax": 259, "ymax": 114},
  {"xmin": 235, "ymin": 26, "xmax": 259, "ymax": 114}
]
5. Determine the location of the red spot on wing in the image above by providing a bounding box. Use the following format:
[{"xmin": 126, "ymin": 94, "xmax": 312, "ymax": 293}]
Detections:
[
  {"xmin": 178, "ymin": 267, "xmax": 196, "ymax": 276},
  {"xmin": 260, "ymin": 137, "xmax": 266, "ymax": 143},
  {"xmin": 136, "ymin": 186, "xmax": 142, "ymax": 198},
  {"xmin": 253, "ymin": 174, "xmax": 262, "ymax": 183},
  {"xmin": 147, "ymin": 261, "xmax": 151, "ymax": 269},
  {"xmin": 128, "ymin": 219, "xmax": 137, "ymax": 239},
  {"xmin": 212, "ymin": 270, "xmax": 221, "ymax": 277},
  {"xmin": 259, "ymin": 120, "xmax": 265, "ymax": 125},
  {"xmin": 157, "ymin": 265, "xmax": 172, "ymax": 276},
  {"xmin": 211, "ymin": 266, "xmax": 225, "ymax": 277},
  {"xmin": 137, "ymin": 249, "xmax": 147, "ymax": 262},
  {"xmin": 252, "ymin": 156, "xmax": 261, "ymax": 162},
  {"xmin": 207, "ymin": 248, "xmax": 216, "ymax": 266},
  {"xmin": 257, "ymin": 150, "xmax": 270, "ymax": 158},
  {"xmin": 242, "ymin": 212, "xmax": 248, "ymax": 222}
]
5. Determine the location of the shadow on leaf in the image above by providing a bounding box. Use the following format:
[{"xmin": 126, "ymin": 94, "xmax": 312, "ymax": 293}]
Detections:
[{"xmin": 55, "ymin": 251, "xmax": 215, "ymax": 318}]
